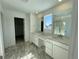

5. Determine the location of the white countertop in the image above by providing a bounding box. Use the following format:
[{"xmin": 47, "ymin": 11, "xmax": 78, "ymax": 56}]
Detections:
[{"xmin": 31, "ymin": 32, "xmax": 71, "ymax": 46}]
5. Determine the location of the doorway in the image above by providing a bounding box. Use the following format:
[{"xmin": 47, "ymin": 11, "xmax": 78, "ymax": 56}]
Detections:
[
  {"xmin": 14, "ymin": 17, "xmax": 24, "ymax": 44},
  {"xmin": 41, "ymin": 20, "xmax": 44, "ymax": 32}
]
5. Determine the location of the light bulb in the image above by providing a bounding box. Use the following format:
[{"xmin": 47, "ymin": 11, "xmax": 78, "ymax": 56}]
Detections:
[{"xmin": 58, "ymin": 0, "xmax": 62, "ymax": 2}]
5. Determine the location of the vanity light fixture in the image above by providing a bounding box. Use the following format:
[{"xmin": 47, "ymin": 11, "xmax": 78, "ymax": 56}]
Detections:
[
  {"xmin": 58, "ymin": 0, "xmax": 62, "ymax": 2},
  {"xmin": 63, "ymin": 22, "xmax": 66, "ymax": 25},
  {"xmin": 36, "ymin": 10, "xmax": 40, "ymax": 14},
  {"xmin": 36, "ymin": 11, "xmax": 39, "ymax": 14},
  {"xmin": 22, "ymin": 0, "xmax": 28, "ymax": 2}
]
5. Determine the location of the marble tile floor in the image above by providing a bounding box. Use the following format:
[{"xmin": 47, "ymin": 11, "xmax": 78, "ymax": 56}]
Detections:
[{"xmin": 5, "ymin": 42, "xmax": 53, "ymax": 59}]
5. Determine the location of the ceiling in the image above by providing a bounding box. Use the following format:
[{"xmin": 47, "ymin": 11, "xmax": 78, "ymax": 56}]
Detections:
[{"xmin": 2, "ymin": 0, "xmax": 63, "ymax": 13}]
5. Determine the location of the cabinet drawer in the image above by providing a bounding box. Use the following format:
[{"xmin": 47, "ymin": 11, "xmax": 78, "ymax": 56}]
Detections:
[
  {"xmin": 44, "ymin": 41, "xmax": 53, "ymax": 49},
  {"xmin": 53, "ymin": 45, "xmax": 68, "ymax": 59},
  {"xmin": 53, "ymin": 41, "xmax": 69, "ymax": 50}
]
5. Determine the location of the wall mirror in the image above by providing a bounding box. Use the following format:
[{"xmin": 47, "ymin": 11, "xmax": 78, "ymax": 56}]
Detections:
[
  {"xmin": 53, "ymin": 14, "xmax": 72, "ymax": 37},
  {"xmin": 44, "ymin": 14, "xmax": 53, "ymax": 33}
]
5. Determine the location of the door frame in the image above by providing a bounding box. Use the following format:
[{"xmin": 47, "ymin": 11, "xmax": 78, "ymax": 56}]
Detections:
[{"xmin": 69, "ymin": 0, "xmax": 78, "ymax": 59}]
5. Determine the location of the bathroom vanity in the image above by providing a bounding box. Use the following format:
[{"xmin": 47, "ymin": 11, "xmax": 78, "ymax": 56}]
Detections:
[
  {"xmin": 31, "ymin": 32, "xmax": 70, "ymax": 59},
  {"xmin": 30, "ymin": 4, "xmax": 72, "ymax": 59}
]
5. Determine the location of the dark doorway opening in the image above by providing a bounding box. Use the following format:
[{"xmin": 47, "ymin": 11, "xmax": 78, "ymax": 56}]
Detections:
[
  {"xmin": 14, "ymin": 17, "xmax": 24, "ymax": 44},
  {"xmin": 41, "ymin": 20, "xmax": 44, "ymax": 32}
]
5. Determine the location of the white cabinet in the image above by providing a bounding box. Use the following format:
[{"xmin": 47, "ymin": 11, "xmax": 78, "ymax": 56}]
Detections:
[
  {"xmin": 33, "ymin": 36, "xmax": 39, "ymax": 46},
  {"xmin": 32, "ymin": 34, "xmax": 69, "ymax": 59},
  {"xmin": 46, "ymin": 48, "xmax": 53, "ymax": 57},
  {"xmin": 44, "ymin": 41, "xmax": 53, "ymax": 57},
  {"xmin": 32, "ymin": 35, "xmax": 44, "ymax": 47},
  {"xmin": 53, "ymin": 44, "xmax": 69, "ymax": 59},
  {"xmin": 39, "ymin": 39, "xmax": 44, "ymax": 47},
  {"xmin": 44, "ymin": 40, "xmax": 69, "ymax": 59},
  {"xmin": 44, "ymin": 41, "xmax": 53, "ymax": 49}
]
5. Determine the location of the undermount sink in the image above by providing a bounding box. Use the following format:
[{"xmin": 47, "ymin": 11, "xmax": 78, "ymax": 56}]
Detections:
[
  {"xmin": 53, "ymin": 35, "xmax": 64, "ymax": 39},
  {"xmin": 57, "ymin": 35, "xmax": 64, "ymax": 38}
]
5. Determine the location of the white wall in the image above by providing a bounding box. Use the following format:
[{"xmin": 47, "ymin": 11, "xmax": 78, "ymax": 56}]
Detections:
[
  {"xmin": 30, "ymin": 13, "xmax": 41, "ymax": 33},
  {"xmin": 0, "ymin": 2, "xmax": 5, "ymax": 58},
  {"xmin": 0, "ymin": 5, "xmax": 2, "ymax": 12},
  {"xmin": 0, "ymin": 13, "xmax": 4, "ymax": 56},
  {"xmin": 0, "ymin": 0, "xmax": 2, "ymax": 12},
  {"xmin": 2, "ymin": 9, "xmax": 30, "ymax": 48},
  {"xmin": 69, "ymin": 0, "xmax": 78, "ymax": 59}
]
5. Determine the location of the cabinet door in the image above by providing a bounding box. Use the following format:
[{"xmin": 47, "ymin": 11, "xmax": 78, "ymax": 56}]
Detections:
[
  {"xmin": 45, "ymin": 48, "xmax": 53, "ymax": 57},
  {"xmin": 44, "ymin": 41, "xmax": 53, "ymax": 57},
  {"xmin": 53, "ymin": 44, "xmax": 68, "ymax": 59},
  {"xmin": 34, "ymin": 37, "xmax": 39, "ymax": 46},
  {"xmin": 38, "ymin": 39, "xmax": 44, "ymax": 47},
  {"xmin": 32, "ymin": 36, "xmax": 38, "ymax": 46},
  {"xmin": 44, "ymin": 41, "xmax": 53, "ymax": 49}
]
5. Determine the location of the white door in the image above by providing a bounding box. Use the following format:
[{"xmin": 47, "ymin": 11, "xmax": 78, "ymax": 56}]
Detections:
[{"xmin": 53, "ymin": 44, "xmax": 68, "ymax": 59}]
